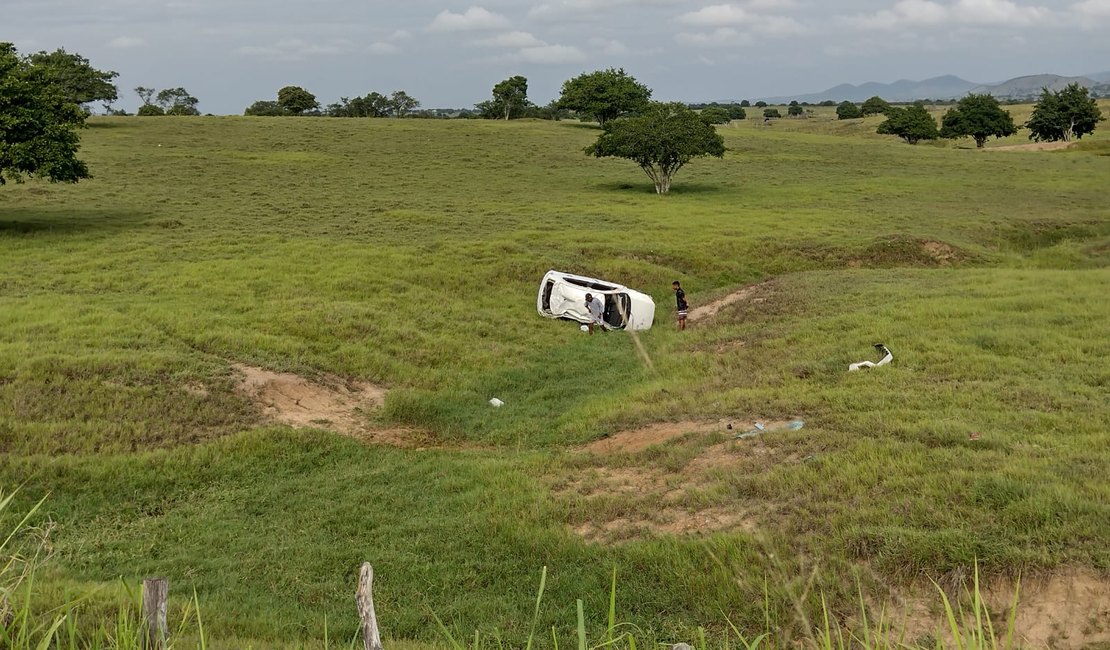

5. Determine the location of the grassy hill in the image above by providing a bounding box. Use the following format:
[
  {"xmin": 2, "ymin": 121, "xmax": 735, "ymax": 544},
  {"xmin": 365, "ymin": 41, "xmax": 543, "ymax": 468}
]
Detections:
[{"xmin": 1, "ymin": 108, "xmax": 1108, "ymax": 648}]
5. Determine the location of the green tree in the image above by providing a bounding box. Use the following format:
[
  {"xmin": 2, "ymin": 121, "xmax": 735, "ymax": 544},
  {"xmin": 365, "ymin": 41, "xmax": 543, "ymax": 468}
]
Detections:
[
  {"xmin": 939, "ymin": 94, "xmax": 1016, "ymax": 148},
  {"xmin": 388, "ymin": 90, "xmax": 419, "ymax": 117},
  {"xmin": 134, "ymin": 86, "xmax": 156, "ymax": 108},
  {"xmin": 860, "ymin": 95, "xmax": 891, "ymax": 116},
  {"xmin": 754, "ymin": 100, "xmax": 767, "ymax": 108},
  {"xmin": 489, "ymin": 75, "xmax": 530, "ymax": 120},
  {"xmin": 877, "ymin": 103, "xmax": 939, "ymax": 144},
  {"xmin": 0, "ymin": 43, "xmax": 90, "ymax": 184},
  {"xmin": 728, "ymin": 105, "xmax": 746, "ymax": 120},
  {"xmin": 763, "ymin": 108, "xmax": 781, "ymax": 119},
  {"xmin": 836, "ymin": 101, "xmax": 862, "ymax": 119},
  {"xmin": 27, "ymin": 48, "xmax": 118, "ymax": 107},
  {"xmin": 557, "ymin": 68, "xmax": 651, "ymax": 127},
  {"xmin": 584, "ymin": 102, "xmax": 725, "ymax": 195},
  {"xmin": 740, "ymin": 99, "xmax": 751, "ymax": 107},
  {"xmin": 137, "ymin": 104, "xmax": 164, "ymax": 116},
  {"xmin": 699, "ymin": 107, "xmax": 730, "ymax": 124},
  {"xmin": 155, "ymin": 87, "xmax": 199, "ymax": 115},
  {"xmin": 245, "ymin": 100, "xmax": 284, "ymax": 116},
  {"xmin": 1025, "ymin": 83, "xmax": 1104, "ymax": 142},
  {"xmin": 277, "ymin": 86, "xmax": 319, "ymax": 115},
  {"xmin": 787, "ymin": 100, "xmax": 803, "ymax": 117}
]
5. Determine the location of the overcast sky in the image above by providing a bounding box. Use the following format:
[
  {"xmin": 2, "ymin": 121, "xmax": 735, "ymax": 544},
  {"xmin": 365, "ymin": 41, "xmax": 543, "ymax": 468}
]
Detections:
[{"xmin": 6, "ymin": 0, "xmax": 1108, "ymax": 114}]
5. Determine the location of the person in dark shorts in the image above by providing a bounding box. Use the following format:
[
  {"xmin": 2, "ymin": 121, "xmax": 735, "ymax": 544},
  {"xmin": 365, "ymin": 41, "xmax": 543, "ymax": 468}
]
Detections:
[{"xmin": 672, "ymin": 281, "xmax": 688, "ymax": 331}]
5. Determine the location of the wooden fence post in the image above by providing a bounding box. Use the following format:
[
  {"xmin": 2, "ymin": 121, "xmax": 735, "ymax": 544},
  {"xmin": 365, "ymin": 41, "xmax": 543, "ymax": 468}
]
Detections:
[
  {"xmin": 142, "ymin": 577, "xmax": 169, "ymax": 650},
  {"xmin": 357, "ymin": 563, "xmax": 384, "ymax": 650}
]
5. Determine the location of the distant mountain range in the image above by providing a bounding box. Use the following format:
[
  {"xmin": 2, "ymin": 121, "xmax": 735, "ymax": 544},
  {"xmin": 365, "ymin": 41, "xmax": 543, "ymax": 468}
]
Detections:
[{"xmin": 760, "ymin": 73, "xmax": 1110, "ymax": 104}]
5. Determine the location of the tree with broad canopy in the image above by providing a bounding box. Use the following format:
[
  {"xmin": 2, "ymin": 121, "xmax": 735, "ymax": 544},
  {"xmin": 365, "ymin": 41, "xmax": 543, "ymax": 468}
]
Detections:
[
  {"xmin": 1025, "ymin": 83, "xmax": 1104, "ymax": 142},
  {"xmin": 489, "ymin": 75, "xmax": 530, "ymax": 120},
  {"xmin": 277, "ymin": 86, "xmax": 319, "ymax": 115},
  {"xmin": 27, "ymin": 48, "xmax": 118, "ymax": 107},
  {"xmin": 939, "ymin": 94, "xmax": 1016, "ymax": 148},
  {"xmin": 557, "ymin": 68, "xmax": 651, "ymax": 127},
  {"xmin": 0, "ymin": 43, "xmax": 90, "ymax": 184},
  {"xmin": 584, "ymin": 102, "xmax": 725, "ymax": 195},
  {"xmin": 877, "ymin": 103, "xmax": 939, "ymax": 144}
]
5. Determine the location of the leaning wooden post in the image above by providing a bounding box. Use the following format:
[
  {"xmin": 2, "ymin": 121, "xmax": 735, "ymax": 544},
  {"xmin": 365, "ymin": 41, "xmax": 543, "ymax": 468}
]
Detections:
[
  {"xmin": 357, "ymin": 563, "xmax": 384, "ymax": 650},
  {"xmin": 142, "ymin": 577, "xmax": 169, "ymax": 650}
]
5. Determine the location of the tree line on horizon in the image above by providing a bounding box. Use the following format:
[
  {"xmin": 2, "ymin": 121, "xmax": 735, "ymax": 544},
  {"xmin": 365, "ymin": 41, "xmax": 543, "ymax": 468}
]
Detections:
[{"xmin": 1, "ymin": 40, "xmax": 1105, "ymax": 190}]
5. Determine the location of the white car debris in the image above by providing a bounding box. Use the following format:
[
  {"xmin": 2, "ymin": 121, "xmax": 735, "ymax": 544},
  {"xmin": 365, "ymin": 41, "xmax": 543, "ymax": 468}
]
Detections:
[
  {"xmin": 849, "ymin": 343, "xmax": 893, "ymax": 371},
  {"xmin": 536, "ymin": 270, "xmax": 656, "ymax": 331}
]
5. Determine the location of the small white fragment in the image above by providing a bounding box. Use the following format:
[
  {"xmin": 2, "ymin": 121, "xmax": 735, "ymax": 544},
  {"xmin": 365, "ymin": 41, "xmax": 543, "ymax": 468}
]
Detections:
[{"xmin": 489, "ymin": 398, "xmax": 504, "ymax": 408}]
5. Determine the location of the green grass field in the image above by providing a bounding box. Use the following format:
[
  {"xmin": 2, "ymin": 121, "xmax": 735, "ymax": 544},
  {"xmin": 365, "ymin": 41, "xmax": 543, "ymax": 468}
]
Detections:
[{"xmin": 1, "ymin": 105, "xmax": 1108, "ymax": 648}]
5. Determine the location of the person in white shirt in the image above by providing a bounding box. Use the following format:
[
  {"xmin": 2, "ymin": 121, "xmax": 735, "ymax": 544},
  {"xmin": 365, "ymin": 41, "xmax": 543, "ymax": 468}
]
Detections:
[{"xmin": 584, "ymin": 293, "xmax": 604, "ymax": 335}]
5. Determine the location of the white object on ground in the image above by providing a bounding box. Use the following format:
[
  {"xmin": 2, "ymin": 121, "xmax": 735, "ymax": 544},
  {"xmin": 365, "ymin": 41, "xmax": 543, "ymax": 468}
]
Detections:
[
  {"xmin": 580, "ymin": 324, "xmax": 589, "ymax": 332},
  {"xmin": 849, "ymin": 344, "xmax": 893, "ymax": 372},
  {"xmin": 489, "ymin": 398, "xmax": 504, "ymax": 407}
]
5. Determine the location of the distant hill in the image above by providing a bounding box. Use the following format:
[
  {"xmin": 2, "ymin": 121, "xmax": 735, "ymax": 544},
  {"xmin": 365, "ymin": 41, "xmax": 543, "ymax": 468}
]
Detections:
[
  {"xmin": 759, "ymin": 73, "xmax": 1104, "ymax": 104},
  {"xmin": 761, "ymin": 75, "xmax": 977, "ymax": 104},
  {"xmin": 969, "ymin": 74, "xmax": 1098, "ymax": 99}
]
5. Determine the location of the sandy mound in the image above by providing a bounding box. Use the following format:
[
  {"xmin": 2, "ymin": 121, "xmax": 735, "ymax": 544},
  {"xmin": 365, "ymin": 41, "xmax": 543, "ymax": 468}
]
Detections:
[
  {"xmin": 989, "ymin": 141, "xmax": 1075, "ymax": 152},
  {"xmin": 233, "ymin": 363, "xmax": 404, "ymax": 440},
  {"xmin": 688, "ymin": 281, "xmax": 771, "ymax": 323}
]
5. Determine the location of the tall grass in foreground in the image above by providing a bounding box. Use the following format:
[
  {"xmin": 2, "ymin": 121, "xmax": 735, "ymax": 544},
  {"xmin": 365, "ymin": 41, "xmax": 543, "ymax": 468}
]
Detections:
[
  {"xmin": 435, "ymin": 567, "xmax": 1021, "ymax": 650},
  {"xmin": 3, "ymin": 492, "xmax": 1022, "ymax": 649}
]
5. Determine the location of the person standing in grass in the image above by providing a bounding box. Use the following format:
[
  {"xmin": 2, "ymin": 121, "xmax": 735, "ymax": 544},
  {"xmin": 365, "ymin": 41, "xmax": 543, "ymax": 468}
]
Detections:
[
  {"xmin": 585, "ymin": 293, "xmax": 604, "ymax": 335},
  {"xmin": 673, "ymin": 281, "xmax": 689, "ymax": 331}
]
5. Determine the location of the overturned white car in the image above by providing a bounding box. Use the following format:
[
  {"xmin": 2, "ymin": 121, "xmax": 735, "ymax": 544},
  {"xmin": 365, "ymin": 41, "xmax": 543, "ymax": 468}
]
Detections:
[{"xmin": 537, "ymin": 270, "xmax": 656, "ymax": 331}]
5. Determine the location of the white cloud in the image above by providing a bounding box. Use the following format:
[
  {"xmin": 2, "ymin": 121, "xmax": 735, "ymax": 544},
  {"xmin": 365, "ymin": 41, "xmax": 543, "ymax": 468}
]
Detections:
[
  {"xmin": 368, "ymin": 42, "xmax": 400, "ymax": 54},
  {"xmin": 428, "ymin": 7, "xmax": 510, "ymax": 32},
  {"xmin": 530, "ymin": 0, "xmax": 691, "ymax": 21},
  {"xmin": 1073, "ymin": 0, "xmax": 1110, "ymax": 14},
  {"xmin": 475, "ymin": 31, "xmax": 545, "ymax": 47},
  {"xmin": 589, "ymin": 37, "xmax": 630, "ymax": 55},
  {"xmin": 848, "ymin": 0, "xmax": 1051, "ymax": 30},
  {"xmin": 744, "ymin": 0, "xmax": 799, "ymax": 11},
  {"xmin": 235, "ymin": 38, "xmax": 352, "ymax": 61},
  {"xmin": 954, "ymin": 0, "xmax": 1048, "ymax": 25},
  {"xmin": 107, "ymin": 36, "xmax": 146, "ymax": 48},
  {"xmin": 389, "ymin": 29, "xmax": 412, "ymax": 41},
  {"xmin": 675, "ymin": 27, "xmax": 754, "ymax": 46},
  {"xmin": 678, "ymin": 4, "xmax": 752, "ymax": 26},
  {"xmin": 519, "ymin": 44, "xmax": 587, "ymax": 64}
]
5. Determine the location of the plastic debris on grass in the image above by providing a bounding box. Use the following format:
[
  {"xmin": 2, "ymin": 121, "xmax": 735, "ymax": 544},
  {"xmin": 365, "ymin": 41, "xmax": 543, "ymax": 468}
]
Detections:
[{"xmin": 849, "ymin": 343, "xmax": 893, "ymax": 371}]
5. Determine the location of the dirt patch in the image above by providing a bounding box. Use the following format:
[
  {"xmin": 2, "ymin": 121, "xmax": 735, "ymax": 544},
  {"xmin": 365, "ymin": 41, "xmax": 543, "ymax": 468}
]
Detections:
[
  {"xmin": 989, "ymin": 141, "xmax": 1076, "ymax": 152},
  {"xmin": 922, "ymin": 241, "xmax": 958, "ymax": 264},
  {"xmin": 232, "ymin": 363, "xmax": 433, "ymax": 447},
  {"xmin": 574, "ymin": 507, "xmax": 760, "ymax": 543},
  {"xmin": 885, "ymin": 569, "xmax": 1110, "ymax": 649},
  {"xmin": 582, "ymin": 419, "xmax": 795, "ymax": 455},
  {"xmin": 565, "ymin": 421, "xmax": 803, "ymax": 542},
  {"xmin": 583, "ymin": 420, "xmax": 723, "ymax": 454},
  {"xmin": 688, "ymin": 282, "xmax": 770, "ymax": 323}
]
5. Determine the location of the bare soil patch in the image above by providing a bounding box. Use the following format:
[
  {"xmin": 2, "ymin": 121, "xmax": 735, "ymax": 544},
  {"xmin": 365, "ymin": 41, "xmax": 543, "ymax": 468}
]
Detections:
[
  {"xmin": 565, "ymin": 421, "xmax": 803, "ymax": 543},
  {"xmin": 582, "ymin": 419, "xmax": 794, "ymax": 455},
  {"xmin": 233, "ymin": 363, "xmax": 429, "ymax": 447},
  {"xmin": 583, "ymin": 420, "xmax": 722, "ymax": 454},
  {"xmin": 990, "ymin": 141, "xmax": 1076, "ymax": 152},
  {"xmin": 688, "ymin": 281, "xmax": 770, "ymax": 323},
  {"xmin": 886, "ymin": 569, "xmax": 1110, "ymax": 649},
  {"xmin": 922, "ymin": 240, "xmax": 958, "ymax": 264}
]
